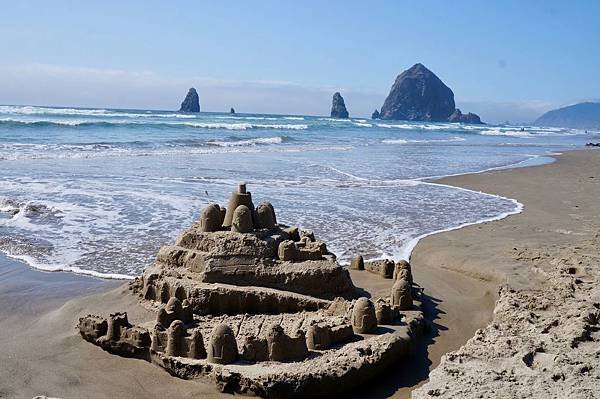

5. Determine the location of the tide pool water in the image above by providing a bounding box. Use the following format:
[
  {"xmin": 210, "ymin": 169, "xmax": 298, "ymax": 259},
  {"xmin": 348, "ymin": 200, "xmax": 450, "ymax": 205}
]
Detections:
[{"xmin": 0, "ymin": 105, "xmax": 594, "ymax": 278}]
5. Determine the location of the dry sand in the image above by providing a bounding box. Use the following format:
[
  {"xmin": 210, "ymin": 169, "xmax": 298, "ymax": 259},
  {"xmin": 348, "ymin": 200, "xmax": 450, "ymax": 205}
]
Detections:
[
  {"xmin": 412, "ymin": 149, "xmax": 600, "ymax": 398},
  {"xmin": 1, "ymin": 149, "xmax": 598, "ymax": 398}
]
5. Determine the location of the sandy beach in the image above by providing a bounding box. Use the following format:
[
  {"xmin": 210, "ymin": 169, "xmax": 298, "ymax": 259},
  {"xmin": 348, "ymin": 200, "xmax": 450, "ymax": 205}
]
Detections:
[{"xmin": 1, "ymin": 149, "xmax": 599, "ymax": 398}]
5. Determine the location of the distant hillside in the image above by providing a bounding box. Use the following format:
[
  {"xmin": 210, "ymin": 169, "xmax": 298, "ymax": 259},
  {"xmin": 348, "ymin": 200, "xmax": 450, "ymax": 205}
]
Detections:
[{"xmin": 535, "ymin": 102, "xmax": 600, "ymax": 129}]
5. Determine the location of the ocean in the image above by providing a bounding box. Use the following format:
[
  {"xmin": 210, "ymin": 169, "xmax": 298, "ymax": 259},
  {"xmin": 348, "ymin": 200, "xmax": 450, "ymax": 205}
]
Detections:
[{"xmin": 0, "ymin": 105, "xmax": 594, "ymax": 279}]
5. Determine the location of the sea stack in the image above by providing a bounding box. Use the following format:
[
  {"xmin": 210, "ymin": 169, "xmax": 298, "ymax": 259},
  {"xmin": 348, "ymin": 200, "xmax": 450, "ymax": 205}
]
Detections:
[
  {"xmin": 371, "ymin": 109, "xmax": 380, "ymax": 119},
  {"xmin": 230, "ymin": 107, "xmax": 236, "ymax": 114},
  {"xmin": 448, "ymin": 109, "xmax": 482, "ymax": 124},
  {"xmin": 379, "ymin": 63, "xmax": 482, "ymax": 124},
  {"xmin": 330, "ymin": 92, "xmax": 349, "ymax": 119},
  {"xmin": 179, "ymin": 88, "xmax": 200, "ymax": 113}
]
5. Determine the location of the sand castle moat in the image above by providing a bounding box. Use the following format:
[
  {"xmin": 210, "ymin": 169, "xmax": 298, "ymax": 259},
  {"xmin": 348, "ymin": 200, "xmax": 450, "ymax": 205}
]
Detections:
[{"xmin": 78, "ymin": 183, "xmax": 425, "ymax": 397}]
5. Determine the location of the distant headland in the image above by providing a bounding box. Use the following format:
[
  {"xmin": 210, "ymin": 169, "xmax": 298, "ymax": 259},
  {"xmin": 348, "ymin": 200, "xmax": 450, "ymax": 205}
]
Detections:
[{"xmin": 535, "ymin": 102, "xmax": 600, "ymax": 130}]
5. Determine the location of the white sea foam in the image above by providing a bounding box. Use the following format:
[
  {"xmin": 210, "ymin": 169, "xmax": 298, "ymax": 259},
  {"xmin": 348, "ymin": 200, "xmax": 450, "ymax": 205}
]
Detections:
[
  {"xmin": 480, "ymin": 129, "xmax": 534, "ymax": 138},
  {"xmin": 208, "ymin": 137, "xmax": 284, "ymax": 147},
  {"xmin": 382, "ymin": 136, "xmax": 466, "ymax": 144},
  {"xmin": 181, "ymin": 122, "xmax": 307, "ymax": 130},
  {"xmin": 397, "ymin": 182, "xmax": 524, "ymax": 261}
]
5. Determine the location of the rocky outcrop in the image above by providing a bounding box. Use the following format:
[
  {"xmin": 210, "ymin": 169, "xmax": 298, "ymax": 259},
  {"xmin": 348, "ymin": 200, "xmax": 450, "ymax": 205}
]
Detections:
[
  {"xmin": 380, "ymin": 63, "xmax": 455, "ymax": 121},
  {"xmin": 230, "ymin": 107, "xmax": 235, "ymax": 114},
  {"xmin": 179, "ymin": 88, "xmax": 200, "ymax": 113},
  {"xmin": 379, "ymin": 63, "xmax": 483, "ymax": 123},
  {"xmin": 330, "ymin": 92, "xmax": 349, "ymax": 119},
  {"xmin": 448, "ymin": 108, "xmax": 483, "ymax": 124},
  {"xmin": 371, "ymin": 109, "xmax": 380, "ymax": 119}
]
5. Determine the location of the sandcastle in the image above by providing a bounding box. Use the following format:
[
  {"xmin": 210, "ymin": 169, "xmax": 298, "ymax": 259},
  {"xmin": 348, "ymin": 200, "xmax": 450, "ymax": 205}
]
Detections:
[{"xmin": 77, "ymin": 184, "xmax": 425, "ymax": 397}]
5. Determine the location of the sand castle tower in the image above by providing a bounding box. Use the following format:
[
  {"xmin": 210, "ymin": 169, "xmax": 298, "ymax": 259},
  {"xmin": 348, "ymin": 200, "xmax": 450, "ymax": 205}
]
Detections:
[
  {"xmin": 391, "ymin": 278, "xmax": 412, "ymax": 310},
  {"xmin": 207, "ymin": 323, "xmax": 238, "ymax": 364},
  {"xmin": 393, "ymin": 260, "xmax": 413, "ymax": 284},
  {"xmin": 166, "ymin": 320, "xmax": 185, "ymax": 357},
  {"xmin": 159, "ymin": 281, "xmax": 170, "ymax": 303},
  {"xmin": 107, "ymin": 312, "xmax": 129, "ymax": 341},
  {"xmin": 350, "ymin": 255, "xmax": 364, "ymax": 270},
  {"xmin": 199, "ymin": 203, "xmax": 222, "ymax": 232},
  {"xmin": 351, "ymin": 297, "xmax": 377, "ymax": 333},
  {"xmin": 375, "ymin": 301, "xmax": 393, "ymax": 324},
  {"xmin": 306, "ymin": 324, "xmax": 332, "ymax": 350},
  {"xmin": 223, "ymin": 183, "xmax": 254, "ymax": 227},
  {"xmin": 189, "ymin": 330, "xmax": 206, "ymax": 359},
  {"xmin": 231, "ymin": 205, "xmax": 254, "ymax": 233},
  {"xmin": 267, "ymin": 325, "xmax": 288, "ymax": 361},
  {"xmin": 256, "ymin": 202, "xmax": 276, "ymax": 229}
]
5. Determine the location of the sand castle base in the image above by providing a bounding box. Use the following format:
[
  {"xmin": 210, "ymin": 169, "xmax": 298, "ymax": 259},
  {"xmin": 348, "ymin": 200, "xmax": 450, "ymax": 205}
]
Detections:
[{"xmin": 77, "ymin": 184, "xmax": 426, "ymax": 398}]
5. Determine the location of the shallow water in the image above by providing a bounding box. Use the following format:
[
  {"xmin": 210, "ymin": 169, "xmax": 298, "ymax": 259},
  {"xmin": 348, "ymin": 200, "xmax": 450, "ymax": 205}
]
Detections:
[{"xmin": 0, "ymin": 105, "xmax": 594, "ymax": 278}]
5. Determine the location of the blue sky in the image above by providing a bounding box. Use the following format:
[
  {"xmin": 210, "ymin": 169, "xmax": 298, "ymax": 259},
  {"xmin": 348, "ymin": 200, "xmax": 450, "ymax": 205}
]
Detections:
[{"xmin": 0, "ymin": 0, "xmax": 599, "ymax": 122}]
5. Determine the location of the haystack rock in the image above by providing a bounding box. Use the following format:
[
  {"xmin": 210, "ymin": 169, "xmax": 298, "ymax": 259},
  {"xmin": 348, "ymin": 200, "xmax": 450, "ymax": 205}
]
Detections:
[
  {"xmin": 179, "ymin": 88, "xmax": 200, "ymax": 113},
  {"xmin": 371, "ymin": 109, "xmax": 380, "ymax": 119},
  {"xmin": 330, "ymin": 92, "xmax": 349, "ymax": 119},
  {"xmin": 379, "ymin": 63, "xmax": 483, "ymax": 124}
]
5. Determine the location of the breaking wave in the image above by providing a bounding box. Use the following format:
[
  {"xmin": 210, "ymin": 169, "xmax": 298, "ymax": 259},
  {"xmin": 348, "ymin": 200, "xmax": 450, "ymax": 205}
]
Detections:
[
  {"xmin": 0, "ymin": 118, "xmax": 308, "ymax": 130},
  {"xmin": 382, "ymin": 136, "xmax": 466, "ymax": 144}
]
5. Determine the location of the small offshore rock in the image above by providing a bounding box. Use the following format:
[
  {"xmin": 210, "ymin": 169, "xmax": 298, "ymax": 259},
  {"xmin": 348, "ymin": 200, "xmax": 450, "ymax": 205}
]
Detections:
[{"xmin": 330, "ymin": 92, "xmax": 349, "ymax": 119}]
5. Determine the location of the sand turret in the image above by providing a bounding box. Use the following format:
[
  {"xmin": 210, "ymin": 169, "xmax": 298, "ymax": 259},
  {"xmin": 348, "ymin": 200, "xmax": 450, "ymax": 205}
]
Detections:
[
  {"xmin": 350, "ymin": 255, "xmax": 364, "ymax": 270},
  {"xmin": 375, "ymin": 300, "xmax": 393, "ymax": 324},
  {"xmin": 199, "ymin": 204, "xmax": 222, "ymax": 232},
  {"xmin": 166, "ymin": 320, "xmax": 185, "ymax": 357},
  {"xmin": 351, "ymin": 297, "xmax": 377, "ymax": 333},
  {"xmin": 159, "ymin": 281, "xmax": 170, "ymax": 303},
  {"xmin": 223, "ymin": 183, "xmax": 255, "ymax": 227},
  {"xmin": 231, "ymin": 205, "xmax": 254, "ymax": 233},
  {"xmin": 391, "ymin": 278, "xmax": 412, "ymax": 310},
  {"xmin": 207, "ymin": 323, "xmax": 238, "ymax": 364},
  {"xmin": 393, "ymin": 260, "xmax": 412, "ymax": 284},
  {"xmin": 266, "ymin": 325, "xmax": 308, "ymax": 361},
  {"xmin": 256, "ymin": 202, "xmax": 276, "ymax": 229},
  {"xmin": 189, "ymin": 330, "xmax": 207, "ymax": 359},
  {"xmin": 306, "ymin": 324, "xmax": 332, "ymax": 350},
  {"xmin": 107, "ymin": 312, "xmax": 129, "ymax": 341}
]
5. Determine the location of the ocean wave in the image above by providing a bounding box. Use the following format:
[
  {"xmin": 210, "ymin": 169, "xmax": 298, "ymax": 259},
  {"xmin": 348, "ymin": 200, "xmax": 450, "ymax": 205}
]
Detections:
[
  {"xmin": 382, "ymin": 136, "xmax": 466, "ymax": 144},
  {"xmin": 207, "ymin": 136, "xmax": 285, "ymax": 147},
  {"xmin": 376, "ymin": 123, "xmax": 455, "ymax": 130},
  {"xmin": 0, "ymin": 118, "xmax": 308, "ymax": 130},
  {"xmin": 180, "ymin": 122, "xmax": 308, "ymax": 130},
  {"xmin": 0, "ymin": 105, "xmax": 198, "ymax": 119},
  {"xmin": 479, "ymin": 129, "xmax": 534, "ymax": 138},
  {"xmin": 215, "ymin": 116, "xmax": 279, "ymax": 120}
]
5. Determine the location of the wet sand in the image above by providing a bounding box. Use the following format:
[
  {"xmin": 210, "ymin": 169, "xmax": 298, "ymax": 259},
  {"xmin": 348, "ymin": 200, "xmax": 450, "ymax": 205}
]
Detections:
[{"xmin": 1, "ymin": 149, "xmax": 595, "ymax": 398}]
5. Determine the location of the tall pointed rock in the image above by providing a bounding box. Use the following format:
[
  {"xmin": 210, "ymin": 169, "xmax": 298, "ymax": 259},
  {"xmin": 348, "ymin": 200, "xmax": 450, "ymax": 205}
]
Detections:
[
  {"xmin": 179, "ymin": 88, "xmax": 200, "ymax": 113},
  {"xmin": 330, "ymin": 92, "xmax": 349, "ymax": 119}
]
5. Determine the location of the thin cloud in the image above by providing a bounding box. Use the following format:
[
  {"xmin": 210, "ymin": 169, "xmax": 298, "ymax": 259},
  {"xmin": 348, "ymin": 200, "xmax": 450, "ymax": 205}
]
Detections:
[{"xmin": 0, "ymin": 63, "xmax": 582, "ymax": 121}]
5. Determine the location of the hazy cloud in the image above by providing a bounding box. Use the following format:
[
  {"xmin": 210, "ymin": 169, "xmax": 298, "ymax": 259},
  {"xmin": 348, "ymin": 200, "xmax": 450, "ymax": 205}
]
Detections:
[{"xmin": 0, "ymin": 63, "xmax": 578, "ymax": 122}]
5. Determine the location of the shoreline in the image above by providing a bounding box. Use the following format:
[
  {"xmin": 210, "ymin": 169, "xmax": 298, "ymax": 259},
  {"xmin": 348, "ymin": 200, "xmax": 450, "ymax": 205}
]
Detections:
[{"xmin": 1, "ymin": 148, "xmax": 557, "ymax": 280}]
